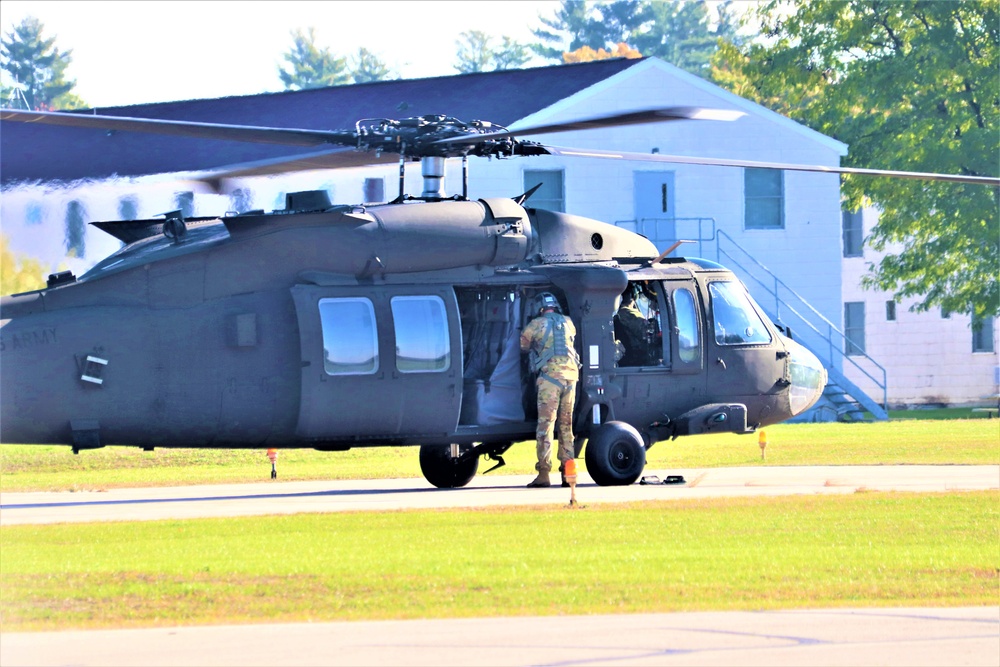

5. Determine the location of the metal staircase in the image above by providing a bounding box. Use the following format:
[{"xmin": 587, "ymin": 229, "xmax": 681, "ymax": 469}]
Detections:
[{"xmin": 621, "ymin": 217, "xmax": 889, "ymax": 422}]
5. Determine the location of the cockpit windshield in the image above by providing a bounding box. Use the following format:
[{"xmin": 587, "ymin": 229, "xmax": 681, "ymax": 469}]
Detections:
[{"xmin": 709, "ymin": 281, "xmax": 772, "ymax": 345}]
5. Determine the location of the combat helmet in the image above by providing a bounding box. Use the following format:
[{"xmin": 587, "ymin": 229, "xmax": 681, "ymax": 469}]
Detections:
[{"xmin": 533, "ymin": 292, "xmax": 562, "ymax": 314}]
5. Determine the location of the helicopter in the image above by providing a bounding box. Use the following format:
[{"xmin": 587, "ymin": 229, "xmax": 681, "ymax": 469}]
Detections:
[{"xmin": 1, "ymin": 104, "xmax": 997, "ymax": 488}]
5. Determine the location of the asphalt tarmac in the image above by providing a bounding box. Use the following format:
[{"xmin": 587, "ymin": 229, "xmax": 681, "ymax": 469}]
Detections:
[
  {"xmin": 2, "ymin": 464, "xmax": 998, "ymax": 525},
  {"xmin": 2, "ymin": 465, "xmax": 997, "ymax": 666}
]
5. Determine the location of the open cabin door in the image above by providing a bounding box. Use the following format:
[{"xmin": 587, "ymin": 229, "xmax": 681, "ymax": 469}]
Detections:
[{"xmin": 292, "ymin": 284, "xmax": 462, "ymax": 440}]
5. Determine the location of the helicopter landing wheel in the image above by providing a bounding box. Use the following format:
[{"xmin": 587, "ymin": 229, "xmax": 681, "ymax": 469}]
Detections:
[
  {"xmin": 419, "ymin": 444, "xmax": 479, "ymax": 489},
  {"xmin": 585, "ymin": 421, "xmax": 646, "ymax": 486}
]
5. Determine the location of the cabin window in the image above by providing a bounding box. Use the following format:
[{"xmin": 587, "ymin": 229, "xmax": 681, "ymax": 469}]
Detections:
[
  {"xmin": 614, "ymin": 281, "xmax": 665, "ymax": 367},
  {"xmin": 972, "ymin": 316, "xmax": 994, "ymax": 353},
  {"xmin": 744, "ymin": 168, "xmax": 784, "ymax": 230},
  {"xmin": 318, "ymin": 297, "xmax": 379, "ymax": 375},
  {"xmin": 842, "ymin": 208, "xmax": 863, "ymax": 257},
  {"xmin": 710, "ymin": 281, "xmax": 772, "ymax": 345},
  {"xmin": 391, "ymin": 295, "xmax": 451, "ymax": 373},
  {"xmin": 673, "ymin": 288, "xmax": 700, "ymax": 363},
  {"xmin": 523, "ymin": 169, "xmax": 564, "ymax": 212},
  {"xmin": 844, "ymin": 301, "xmax": 866, "ymax": 356}
]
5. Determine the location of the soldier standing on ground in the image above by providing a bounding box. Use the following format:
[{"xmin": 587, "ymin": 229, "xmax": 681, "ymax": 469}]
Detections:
[{"xmin": 520, "ymin": 292, "xmax": 581, "ymax": 488}]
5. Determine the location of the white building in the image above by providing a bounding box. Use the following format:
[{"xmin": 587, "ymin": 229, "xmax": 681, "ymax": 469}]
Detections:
[{"xmin": 842, "ymin": 207, "xmax": 999, "ymax": 408}]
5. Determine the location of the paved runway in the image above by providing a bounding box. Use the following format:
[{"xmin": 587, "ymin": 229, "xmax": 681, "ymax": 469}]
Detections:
[
  {"xmin": 3, "ymin": 466, "xmax": 997, "ymax": 666},
  {"xmin": 2, "ymin": 464, "xmax": 997, "ymax": 525},
  {"xmin": 2, "ymin": 607, "xmax": 998, "ymax": 666}
]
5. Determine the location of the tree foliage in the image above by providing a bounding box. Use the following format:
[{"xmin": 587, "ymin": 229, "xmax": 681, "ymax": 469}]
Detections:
[
  {"xmin": 278, "ymin": 28, "xmax": 349, "ymax": 90},
  {"xmin": 564, "ymin": 43, "xmax": 642, "ymax": 63},
  {"xmin": 713, "ymin": 0, "xmax": 999, "ymax": 318},
  {"xmin": 0, "ymin": 16, "xmax": 84, "ymax": 110},
  {"xmin": 454, "ymin": 31, "xmax": 530, "ymax": 73},
  {"xmin": 349, "ymin": 47, "xmax": 394, "ymax": 84},
  {"xmin": 532, "ymin": 0, "xmax": 738, "ymax": 77},
  {"xmin": 0, "ymin": 235, "xmax": 45, "ymax": 296}
]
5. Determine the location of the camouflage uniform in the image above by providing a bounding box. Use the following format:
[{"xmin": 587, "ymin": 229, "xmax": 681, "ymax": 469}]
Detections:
[
  {"xmin": 615, "ymin": 300, "xmax": 647, "ymax": 366},
  {"xmin": 520, "ymin": 310, "xmax": 581, "ymax": 476}
]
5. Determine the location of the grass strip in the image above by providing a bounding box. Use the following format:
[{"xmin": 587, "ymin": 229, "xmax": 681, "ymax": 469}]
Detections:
[
  {"xmin": 1, "ymin": 491, "xmax": 996, "ymax": 631},
  {"xmin": 1, "ymin": 418, "xmax": 997, "ymax": 492}
]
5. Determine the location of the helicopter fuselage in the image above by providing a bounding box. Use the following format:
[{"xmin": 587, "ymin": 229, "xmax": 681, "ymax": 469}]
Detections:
[{"xmin": 0, "ymin": 195, "xmax": 826, "ymax": 484}]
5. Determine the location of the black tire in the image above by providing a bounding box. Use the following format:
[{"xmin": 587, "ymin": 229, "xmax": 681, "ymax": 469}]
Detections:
[
  {"xmin": 419, "ymin": 444, "xmax": 479, "ymax": 488},
  {"xmin": 585, "ymin": 421, "xmax": 646, "ymax": 486}
]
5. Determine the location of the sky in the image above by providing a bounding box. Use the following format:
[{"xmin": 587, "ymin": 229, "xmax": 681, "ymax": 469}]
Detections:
[{"xmin": 1, "ymin": 1, "xmax": 565, "ymax": 108}]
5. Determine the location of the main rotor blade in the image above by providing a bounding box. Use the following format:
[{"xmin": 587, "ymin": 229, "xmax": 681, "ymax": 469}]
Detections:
[
  {"xmin": 183, "ymin": 146, "xmax": 400, "ymax": 190},
  {"xmin": 433, "ymin": 106, "xmax": 745, "ymax": 146},
  {"xmin": 0, "ymin": 108, "xmax": 356, "ymax": 147},
  {"xmin": 539, "ymin": 145, "xmax": 1000, "ymax": 186}
]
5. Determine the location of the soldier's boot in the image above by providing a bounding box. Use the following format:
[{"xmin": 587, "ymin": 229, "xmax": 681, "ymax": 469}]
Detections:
[
  {"xmin": 559, "ymin": 463, "xmax": 569, "ymax": 487},
  {"xmin": 527, "ymin": 472, "xmax": 551, "ymax": 487}
]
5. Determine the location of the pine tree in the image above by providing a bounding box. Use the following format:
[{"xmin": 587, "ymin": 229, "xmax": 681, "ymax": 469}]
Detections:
[
  {"xmin": 0, "ymin": 16, "xmax": 84, "ymax": 110},
  {"xmin": 277, "ymin": 28, "xmax": 349, "ymax": 90}
]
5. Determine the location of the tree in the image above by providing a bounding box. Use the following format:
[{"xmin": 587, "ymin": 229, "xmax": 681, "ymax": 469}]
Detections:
[
  {"xmin": 454, "ymin": 31, "xmax": 530, "ymax": 73},
  {"xmin": 0, "ymin": 16, "xmax": 84, "ymax": 110},
  {"xmin": 564, "ymin": 43, "xmax": 642, "ymax": 63},
  {"xmin": 0, "ymin": 234, "xmax": 45, "ymax": 295},
  {"xmin": 531, "ymin": 0, "xmax": 736, "ymax": 77},
  {"xmin": 278, "ymin": 28, "xmax": 349, "ymax": 90},
  {"xmin": 713, "ymin": 0, "xmax": 999, "ymax": 318},
  {"xmin": 349, "ymin": 47, "xmax": 394, "ymax": 83}
]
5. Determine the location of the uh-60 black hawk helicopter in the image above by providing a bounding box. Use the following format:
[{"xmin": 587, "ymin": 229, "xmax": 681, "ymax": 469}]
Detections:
[{"xmin": 1, "ymin": 104, "xmax": 997, "ymax": 488}]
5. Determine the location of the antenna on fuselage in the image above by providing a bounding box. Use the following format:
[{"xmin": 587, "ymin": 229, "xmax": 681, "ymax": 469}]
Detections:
[{"xmin": 653, "ymin": 239, "xmax": 695, "ymax": 263}]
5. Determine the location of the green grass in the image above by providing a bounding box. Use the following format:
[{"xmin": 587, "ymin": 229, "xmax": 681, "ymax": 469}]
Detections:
[
  {"xmin": 3, "ymin": 419, "xmax": 998, "ymax": 491},
  {"xmin": 1, "ymin": 419, "xmax": 997, "ymax": 492},
  {"xmin": 1, "ymin": 491, "xmax": 995, "ymax": 631}
]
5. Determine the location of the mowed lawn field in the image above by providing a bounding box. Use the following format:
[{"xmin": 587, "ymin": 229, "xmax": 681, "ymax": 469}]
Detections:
[{"xmin": 1, "ymin": 414, "xmax": 997, "ymax": 631}]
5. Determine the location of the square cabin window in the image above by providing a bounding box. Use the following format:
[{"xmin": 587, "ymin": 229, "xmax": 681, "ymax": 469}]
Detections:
[
  {"xmin": 319, "ymin": 298, "xmax": 379, "ymax": 375},
  {"xmin": 523, "ymin": 170, "xmax": 565, "ymax": 212},
  {"xmin": 390, "ymin": 295, "xmax": 451, "ymax": 373},
  {"xmin": 745, "ymin": 168, "xmax": 784, "ymax": 230}
]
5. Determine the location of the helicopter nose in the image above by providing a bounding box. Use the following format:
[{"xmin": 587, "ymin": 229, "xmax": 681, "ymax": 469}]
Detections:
[{"xmin": 784, "ymin": 336, "xmax": 827, "ymax": 416}]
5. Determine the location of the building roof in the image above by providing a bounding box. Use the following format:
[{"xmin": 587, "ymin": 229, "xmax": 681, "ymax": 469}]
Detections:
[{"xmin": 0, "ymin": 58, "xmax": 644, "ymax": 184}]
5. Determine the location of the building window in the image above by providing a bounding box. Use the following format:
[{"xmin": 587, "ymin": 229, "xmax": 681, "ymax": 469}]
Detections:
[
  {"xmin": 885, "ymin": 301, "xmax": 896, "ymax": 321},
  {"xmin": 364, "ymin": 178, "xmax": 384, "ymax": 203},
  {"xmin": 26, "ymin": 202, "xmax": 44, "ymax": 226},
  {"xmin": 942, "ymin": 307, "xmax": 951, "ymax": 319},
  {"xmin": 842, "ymin": 209, "xmax": 863, "ymax": 257},
  {"xmin": 64, "ymin": 200, "xmax": 86, "ymax": 258},
  {"xmin": 844, "ymin": 302, "xmax": 865, "ymax": 356},
  {"xmin": 174, "ymin": 191, "xmax": 194, "ymax": 218},
  {"xmin": 744, "ymin": 168, "xmax": 784, "ymax": 229},
  {"xmin": 118, "ymin": 196, "xmax": 139, "ymax": 221},
  {"xmin": 390, "ymin": 295, "xmax": 450, "ymax": 373},
  {"xmin": 319, "ymin": 297, "xmax": 379, "ymax": 375},
  {"xmin": 523, "ymin": 169, "xmax": 564, "ymax": 212},
  {"xmin": 972, "ymin": 316, "xmax": 994, "ymax": 353},
  {"xmin": 229, "ymin": 188, "xmax": 253, "ymax": 214}
]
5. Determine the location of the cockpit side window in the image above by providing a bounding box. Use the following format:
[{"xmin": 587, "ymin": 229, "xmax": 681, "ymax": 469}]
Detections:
[
  {"xmin": 673, "ymin": 288, "xmax": 700, "ymax": 363},
  {"xmin": 709, "ymin": 281, "xmax": 772, "ymax": 345}
]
